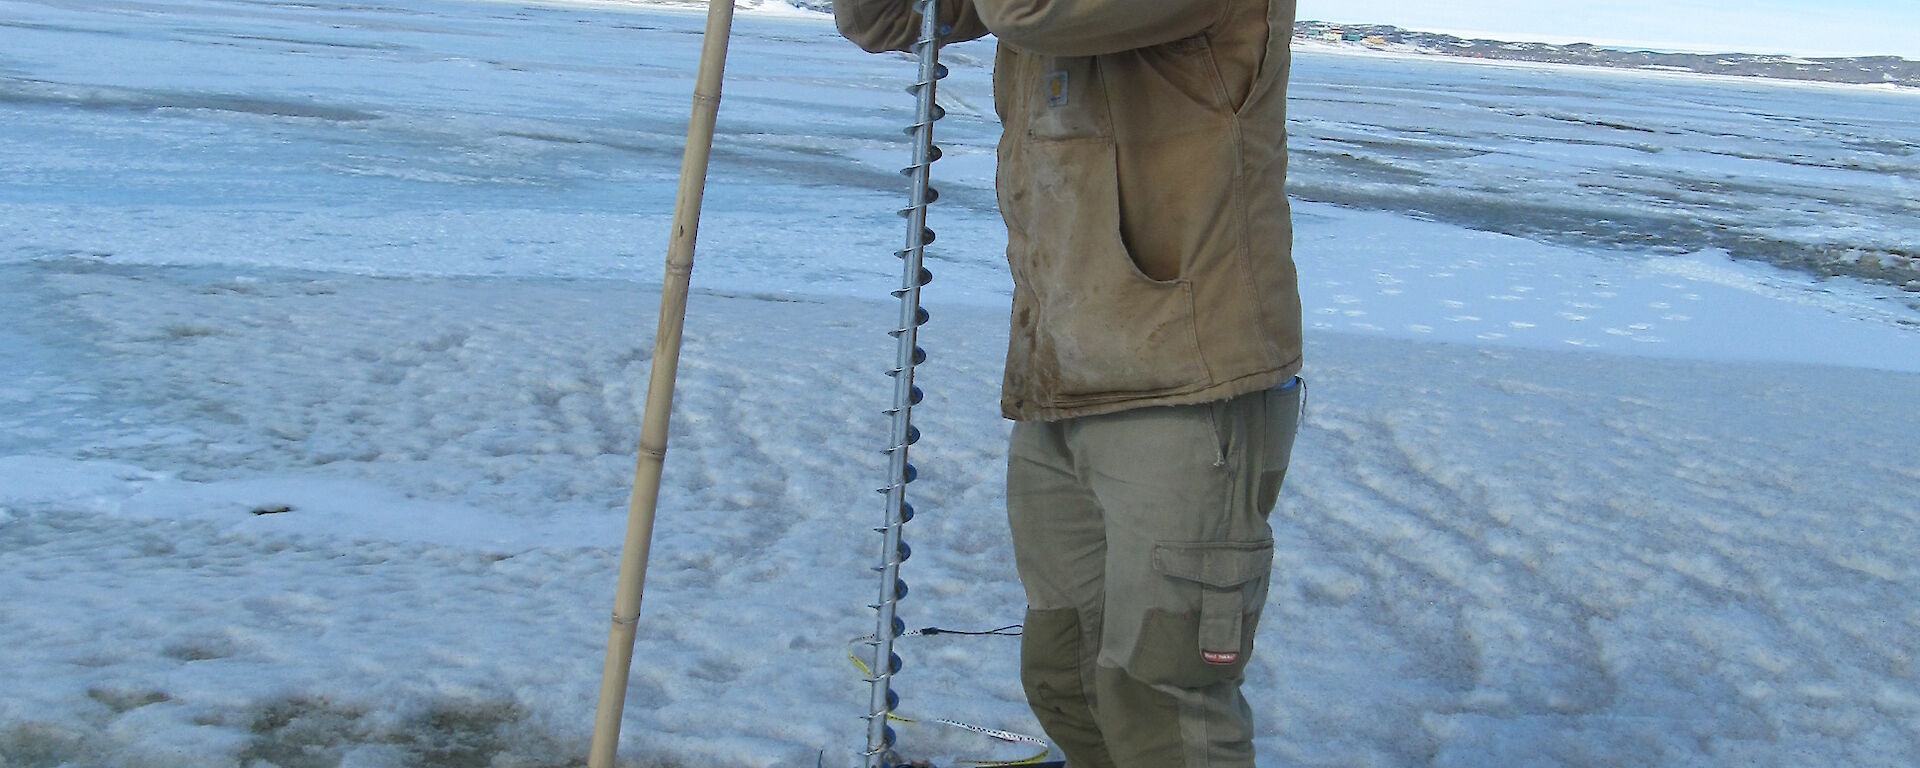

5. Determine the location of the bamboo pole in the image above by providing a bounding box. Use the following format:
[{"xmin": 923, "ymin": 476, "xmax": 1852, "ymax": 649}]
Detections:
[{"xmin": 588, "ymin": 1, "xmax": 736, "ymax": 766}]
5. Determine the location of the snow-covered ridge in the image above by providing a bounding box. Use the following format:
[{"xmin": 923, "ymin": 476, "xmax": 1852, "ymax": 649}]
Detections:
[
  {"xmin": 1293, "ymin": 20, "xmax": 1920, "ymax": 89},
  {"xmin": 511, "ymin": 3, "xmax": 1920, "ymax": 88}
]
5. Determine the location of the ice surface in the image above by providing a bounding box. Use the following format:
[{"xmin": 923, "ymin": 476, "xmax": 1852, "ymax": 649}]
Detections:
[
  {"xmin": 1297, "ymin": 208, "xmax": 1920, "ymax": 369},
  {"xmin": 2, "ymin": 1, "xmax": 1918, "ymax": 767},
  {"xmin": 1286, "ymin": 46, "xmax": 1920, "ymax": 290}
]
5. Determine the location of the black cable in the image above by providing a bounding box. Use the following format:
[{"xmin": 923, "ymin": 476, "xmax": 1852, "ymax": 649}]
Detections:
[{"xmin": 916, "ymin": 624, "xmax": 1023, "ymax": 637}]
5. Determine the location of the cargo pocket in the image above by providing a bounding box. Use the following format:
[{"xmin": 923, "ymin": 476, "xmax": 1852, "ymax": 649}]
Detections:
[{"xmin": 1129, "ymin": 539, "xmax": 1274, "ymax": 688}]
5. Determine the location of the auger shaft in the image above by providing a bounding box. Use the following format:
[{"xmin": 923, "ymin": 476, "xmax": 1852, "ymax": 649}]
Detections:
[{"xmin": 865, "ymin": 1, "xmax": 944, "ymax": 766}]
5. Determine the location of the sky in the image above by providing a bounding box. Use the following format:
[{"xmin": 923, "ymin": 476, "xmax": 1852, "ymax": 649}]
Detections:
[{"xmin": 1295, "ymin": 0, "xmax": 1920, "ymax": 59}]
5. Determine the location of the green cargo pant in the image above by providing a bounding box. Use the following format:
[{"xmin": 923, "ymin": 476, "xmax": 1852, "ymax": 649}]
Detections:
[{"xmin": 1007, "ymin": 381, "xmax": 1301, "ymax": 768}]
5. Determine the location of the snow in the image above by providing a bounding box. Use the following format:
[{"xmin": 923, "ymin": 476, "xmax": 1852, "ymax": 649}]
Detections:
[{"xmin": 2, "ymin": 1, "xmax": 1918, "ymax": 767}]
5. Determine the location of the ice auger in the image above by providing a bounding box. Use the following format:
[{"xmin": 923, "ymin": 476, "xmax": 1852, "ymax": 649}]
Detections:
[{"xmin": 862, "ymin": 2, "xmax": 947, "ymax": 766}]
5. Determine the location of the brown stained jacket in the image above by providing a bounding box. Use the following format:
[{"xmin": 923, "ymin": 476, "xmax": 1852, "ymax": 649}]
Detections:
[{"xmin": 838, "ymin": 0, "xmax": 1302, "ymax": 421}]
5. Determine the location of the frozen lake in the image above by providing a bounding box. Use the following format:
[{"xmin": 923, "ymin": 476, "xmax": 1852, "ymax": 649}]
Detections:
[
  {"xmin": 4, "ymin": 0, "xmax": 1918, "ymax": 365},
  {"xmin": 2, "ymin": 2, "xmax": 1918, "ymax": 767}
]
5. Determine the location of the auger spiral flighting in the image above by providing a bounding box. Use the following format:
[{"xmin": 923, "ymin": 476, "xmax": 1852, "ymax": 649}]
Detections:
[{"xmin": 863, "ymin": 1, "xmax": 946, "ymax": 766}]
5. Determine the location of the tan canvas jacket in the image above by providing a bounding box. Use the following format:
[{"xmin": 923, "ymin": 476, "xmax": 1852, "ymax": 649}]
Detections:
[{"xmin": 838, "ymin": 0, "xmax": 1302, "ymax": 421}]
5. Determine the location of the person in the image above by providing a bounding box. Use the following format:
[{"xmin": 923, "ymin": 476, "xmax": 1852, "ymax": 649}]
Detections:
[{"xmin": 835, "ymin": 1, "xmax": 1303, "ymax": 766}]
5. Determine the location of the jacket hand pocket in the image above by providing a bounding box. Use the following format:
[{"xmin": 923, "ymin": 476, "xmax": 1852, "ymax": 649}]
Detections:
[{"xmin": 1018, "ymin": 138, "xmax": 1209, "ymax": 399}]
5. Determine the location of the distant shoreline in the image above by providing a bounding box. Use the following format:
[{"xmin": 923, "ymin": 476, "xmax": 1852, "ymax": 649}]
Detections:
[
  {"xmin": 1291, "ymin": 39, "xmax": 1920, "ymax": 96},
  {"xmin": 484, "ymin": 1, "xmax": 1920, "ymax": 92},
  {"xmin": 1292, "ymin": 20, "xmax": 1920, "ymax": 91}
]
